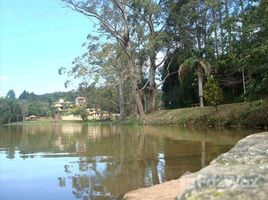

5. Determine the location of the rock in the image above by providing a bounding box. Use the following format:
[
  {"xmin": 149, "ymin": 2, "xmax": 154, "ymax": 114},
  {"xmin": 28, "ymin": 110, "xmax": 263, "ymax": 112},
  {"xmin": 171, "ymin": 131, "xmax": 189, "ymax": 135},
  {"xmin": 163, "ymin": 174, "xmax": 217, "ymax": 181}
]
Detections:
[
  {"xmin": 213, "ymin": 132, "xmax": 268, "ymax": 165},
  {"xmin": 123, "ymin": 132, "xmax": 268, "ymax": 200},
  {"xmin": 177, "ymin": 132, "xmax": 268, "ymax": 200},
  {"xmin": 123, "ymin": 173, "xmax": 196, "ymax": 200}
]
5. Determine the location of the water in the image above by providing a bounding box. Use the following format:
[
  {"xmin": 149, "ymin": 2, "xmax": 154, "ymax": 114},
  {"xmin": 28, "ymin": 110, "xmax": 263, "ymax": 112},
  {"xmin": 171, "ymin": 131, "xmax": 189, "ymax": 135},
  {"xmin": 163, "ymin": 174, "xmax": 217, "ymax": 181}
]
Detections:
[{"xmin": 0, "ymin": 124, "xmax": 253, "ymax": 200}]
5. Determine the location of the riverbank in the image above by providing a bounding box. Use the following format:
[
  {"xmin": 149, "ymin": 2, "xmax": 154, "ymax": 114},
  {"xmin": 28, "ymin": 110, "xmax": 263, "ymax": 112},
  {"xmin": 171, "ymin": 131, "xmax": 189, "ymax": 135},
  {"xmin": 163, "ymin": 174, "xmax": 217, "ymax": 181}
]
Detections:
[
  {"xmin": 7, "ymin": 100, "xmax": 267, "ymax": 128},
  {"xmin": 144, "ymin": 100, "xmax": 268, "ymax": 128},
  {"xmin": 123, "ymin": 131, "xmax": 268, "ymax": 200}
]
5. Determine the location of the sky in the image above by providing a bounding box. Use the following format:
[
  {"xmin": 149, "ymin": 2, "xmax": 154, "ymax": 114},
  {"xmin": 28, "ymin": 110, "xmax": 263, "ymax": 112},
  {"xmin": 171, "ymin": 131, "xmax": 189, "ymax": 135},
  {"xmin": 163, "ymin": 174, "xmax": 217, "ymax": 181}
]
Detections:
[{"xmin": 0, "ymin": 0, "xmax": 94, "ymax": 97}]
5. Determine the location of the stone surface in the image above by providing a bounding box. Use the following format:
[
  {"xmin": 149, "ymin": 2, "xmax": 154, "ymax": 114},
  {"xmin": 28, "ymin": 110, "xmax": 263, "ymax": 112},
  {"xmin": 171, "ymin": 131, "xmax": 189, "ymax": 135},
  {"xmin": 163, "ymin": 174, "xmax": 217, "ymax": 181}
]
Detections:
[
  {"xmin": 123, "ymin": 132, "xmax": 268, "ymax": 200},
  {"xmin": 212, "ymin": 132, "xmax": 268, "ymax": 165},
  {"xmin": 178, "ymin": 132, "xmax": 268, "ymax": 200},
  {"xmin": 123, "ymin": 173, "xmax": 196, "ymax": 200}
]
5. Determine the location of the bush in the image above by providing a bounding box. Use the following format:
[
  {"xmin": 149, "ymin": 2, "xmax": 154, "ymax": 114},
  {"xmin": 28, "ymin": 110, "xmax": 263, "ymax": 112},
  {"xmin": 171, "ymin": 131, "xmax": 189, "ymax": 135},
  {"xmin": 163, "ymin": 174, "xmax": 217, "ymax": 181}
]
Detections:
[
  {"xmin": 204, "ymin": 77, "xmax": 223, "ymax": 111},
  {"xmin": 72, "ymin": 107, "xmax": 88, "ymax": 121}
]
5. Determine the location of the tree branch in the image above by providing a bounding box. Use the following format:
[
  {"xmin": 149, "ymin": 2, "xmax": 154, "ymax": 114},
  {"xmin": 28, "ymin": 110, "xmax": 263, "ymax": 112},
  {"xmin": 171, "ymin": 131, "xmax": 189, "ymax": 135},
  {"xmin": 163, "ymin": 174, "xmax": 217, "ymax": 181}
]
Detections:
[{"xmin": 156, "ymin": 59, "xmax": 177, "ymax": 87}]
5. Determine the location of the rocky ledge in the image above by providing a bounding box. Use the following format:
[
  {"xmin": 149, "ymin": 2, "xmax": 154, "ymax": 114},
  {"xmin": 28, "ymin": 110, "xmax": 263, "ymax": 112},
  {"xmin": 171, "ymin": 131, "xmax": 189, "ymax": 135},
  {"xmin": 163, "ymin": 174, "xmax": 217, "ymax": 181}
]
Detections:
[{"xmin": 123, "ymin": 132, "xmax": 268, "ymax": 200}]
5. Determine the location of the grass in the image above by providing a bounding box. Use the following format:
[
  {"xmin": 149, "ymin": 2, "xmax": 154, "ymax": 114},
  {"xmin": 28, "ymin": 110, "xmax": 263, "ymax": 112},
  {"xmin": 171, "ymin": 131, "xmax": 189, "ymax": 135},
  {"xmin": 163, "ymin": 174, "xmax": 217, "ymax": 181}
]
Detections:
[{"xmin": 144, "ymin": 99, "xmax": 268, "ymax": 128}]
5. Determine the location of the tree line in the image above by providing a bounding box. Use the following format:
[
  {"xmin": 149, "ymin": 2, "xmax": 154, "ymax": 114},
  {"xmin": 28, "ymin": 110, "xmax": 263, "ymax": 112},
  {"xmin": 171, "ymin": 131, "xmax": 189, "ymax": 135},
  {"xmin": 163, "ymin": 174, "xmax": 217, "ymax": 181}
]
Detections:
[
  {"xmin": 0, "ymin": 90, "xmax": 23, "ymax": 124},
  {"xmin": 162, "ymin": 0, "xmax": 268, "ymax": 109},
  {"xmin": 59, "ymin": 0, "xmax": 267, "ymax": 118},
  {"xmin": 0, "ymin": 88, "xmax": 131, "ymax": 124},
  {"xmin": 0, "ymin": 90, "xmax": 78, "ymax": 124}
]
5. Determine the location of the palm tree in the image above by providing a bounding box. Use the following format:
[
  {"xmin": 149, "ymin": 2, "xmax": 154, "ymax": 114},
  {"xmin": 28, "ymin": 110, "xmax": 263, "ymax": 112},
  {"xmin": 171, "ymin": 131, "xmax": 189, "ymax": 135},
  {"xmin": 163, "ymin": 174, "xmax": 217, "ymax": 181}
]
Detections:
[{"xmin": 178, "ymin": 57, "xmax": 211, "ymax": 107}]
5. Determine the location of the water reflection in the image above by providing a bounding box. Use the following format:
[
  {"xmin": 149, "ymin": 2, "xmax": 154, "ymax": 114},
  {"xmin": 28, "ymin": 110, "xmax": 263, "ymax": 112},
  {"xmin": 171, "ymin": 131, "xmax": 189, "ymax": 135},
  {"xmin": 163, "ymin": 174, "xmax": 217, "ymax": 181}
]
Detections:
[{"xmin": 0, "ymin": 124, "xmax": 252, "ymax": 200}]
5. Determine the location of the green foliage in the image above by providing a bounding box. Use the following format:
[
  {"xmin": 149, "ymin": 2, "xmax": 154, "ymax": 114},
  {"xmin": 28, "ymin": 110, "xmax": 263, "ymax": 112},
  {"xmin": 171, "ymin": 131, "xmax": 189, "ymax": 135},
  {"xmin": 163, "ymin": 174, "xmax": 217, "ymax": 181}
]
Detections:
[
  {"xmin": 18, "ymin": 90, "xmax": 35, "ymax": 101},
  {"xmin": 162, "ymin": 48, "xmax": 198, "ymax": 109},
  {"xmin": 6, "ymin": 90, "xmax": 16, "ymax": 100},
  {"xmin": 240, "ymin": 100, "xmax": 268, "ymax": 127},
  {"xmin": 245, "ymin": 64, "xmax": 268, "ymax": 100},
  {"xmin": 28, "ymin": 101, "xmax": 51, "ymax": 117},
  {"xmin": 78, "ymin": 85, "xmax": 119, "ymax": 114},
  {"xmin": 16, "ymin": 90, "xmax": 79, "ymax": 117},
  {"xmin": 162, "ymin": 0, "xmax": 268, "ymax": 107},
  {"xmin": 0, "ymin": 98, "xmax": 23, "ymax": 124},
  {"xmin": 72, "ymin": 107, "xmax": 88, "ymax": 121},
  {"xmin": 204, "ymin": 78, "xmax": 223, "ymax": 109},
  {"xmin": 18, "ymin": 90, "xmax": 78, "ymax": 102}
]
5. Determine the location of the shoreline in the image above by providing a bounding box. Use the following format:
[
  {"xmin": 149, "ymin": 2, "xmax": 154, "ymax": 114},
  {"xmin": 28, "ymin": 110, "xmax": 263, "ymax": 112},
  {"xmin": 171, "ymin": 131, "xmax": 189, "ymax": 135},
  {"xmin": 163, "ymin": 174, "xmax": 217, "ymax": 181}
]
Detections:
[
  {"xmin": 123, "ymin": 132, "xmax": 268, "ymax": 200},
  {"xmin": 4, "ymin": 100, "xmax": 268, "ymax": 129}
]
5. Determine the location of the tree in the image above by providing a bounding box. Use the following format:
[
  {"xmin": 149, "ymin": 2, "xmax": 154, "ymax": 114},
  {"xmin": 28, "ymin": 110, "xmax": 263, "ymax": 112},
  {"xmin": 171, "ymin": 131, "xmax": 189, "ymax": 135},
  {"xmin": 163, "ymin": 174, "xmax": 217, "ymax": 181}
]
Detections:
[
  {"xmin": 59, "ymin": 36, "xmax": 128, "ymax": 117},
  {"xmin": 161, "ymin": 48, "xmax": 198, "ymax": 109},
  {"xmin": 178, "ymin": 54, "xmax": 211, "ymax": 107},
  {"xmin": 73, "ymin": 107, "xmax": 88, "ymax": 121},
  {"xmin": 60, "ymin": 0, "xmax": 268, "ymax": 114},
  {"xmin": 163, "ymin": 0, "xmax": 268, "ymax": 106},
  {"xmin": 28, "ymin": 101, "xmax": 50, "ymax": 117},
  {"xmin": 130, "ymin": 0, "xmax": 170, "ymax": 112},
  {"xmin": 62, "ymin": 0, "xmax": 147, "ymax": 117},
  {"xmin": 203, "ymin": 77, "xmax": 223, "ymax": 110},
  {"xmin": 0, "ymin": 98, "xmax": 22, "ymax": 124},
  {"xmin": 62, "ymin": 0, "xmax": 173, "ymax": 116},
  {"xmin": 6, "ymin": 90, "xmax": 16, "ymax": 100},
  {"xmin": 100, "ymin": 43, "xmax": 128, "ymax": 118}
]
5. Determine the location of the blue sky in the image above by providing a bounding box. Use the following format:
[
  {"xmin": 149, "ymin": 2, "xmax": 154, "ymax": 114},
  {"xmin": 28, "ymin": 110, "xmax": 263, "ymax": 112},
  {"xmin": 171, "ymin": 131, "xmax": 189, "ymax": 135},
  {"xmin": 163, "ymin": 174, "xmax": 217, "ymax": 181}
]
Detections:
[{"xmin": 0, "ymin": 0, "xmax": 94, "ymax": 97}]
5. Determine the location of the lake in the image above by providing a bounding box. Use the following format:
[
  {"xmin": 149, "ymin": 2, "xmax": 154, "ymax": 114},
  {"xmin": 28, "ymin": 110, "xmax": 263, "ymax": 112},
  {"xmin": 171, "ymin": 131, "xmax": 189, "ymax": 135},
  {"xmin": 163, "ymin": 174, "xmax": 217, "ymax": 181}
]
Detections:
[{"xmin": 0, "ymin": 124, "xmax": 254, "ymax": 200}]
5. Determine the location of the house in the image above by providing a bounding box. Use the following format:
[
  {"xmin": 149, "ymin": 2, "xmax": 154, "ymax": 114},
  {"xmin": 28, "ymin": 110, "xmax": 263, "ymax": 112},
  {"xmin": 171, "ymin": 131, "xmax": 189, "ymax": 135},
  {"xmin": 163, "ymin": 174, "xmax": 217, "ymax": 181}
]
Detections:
[
  {"xmin": 75, "ymin": 96, "xmax": 87, "ymax": 106},
  {"xmin": 27, "ymin": 115, "xmax": 38, "ymax": 121},
  {"xmin": 53, "ymin": 99, "xmax": 73, "ymax": 111},
  {"xmin": 87, "ymin": 108, "xmax": 100, "ymax": 116},
  {"xmin": 59, "ymin": 99, "xmax": 64, "ymax": 103},
  {"xmin": 54, "ymin": 103, "xmax": 63, "ymax": 111}
]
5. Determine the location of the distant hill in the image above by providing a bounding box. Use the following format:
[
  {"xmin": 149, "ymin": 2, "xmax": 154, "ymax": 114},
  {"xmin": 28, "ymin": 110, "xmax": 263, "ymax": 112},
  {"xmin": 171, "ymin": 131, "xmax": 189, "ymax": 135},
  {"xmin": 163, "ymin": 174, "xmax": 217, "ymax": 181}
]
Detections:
[{"xmin": 18, "ymin": 90, "xmax": 79, "ymax": 103}]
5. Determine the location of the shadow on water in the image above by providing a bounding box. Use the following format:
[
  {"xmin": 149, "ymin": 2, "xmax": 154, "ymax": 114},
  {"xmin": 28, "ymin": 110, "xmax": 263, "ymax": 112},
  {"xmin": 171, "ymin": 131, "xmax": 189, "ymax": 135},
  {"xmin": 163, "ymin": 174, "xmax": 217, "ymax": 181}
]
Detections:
[{"xmin": 0, "ymin": 124, "xmax": 254, "ymax": 199}]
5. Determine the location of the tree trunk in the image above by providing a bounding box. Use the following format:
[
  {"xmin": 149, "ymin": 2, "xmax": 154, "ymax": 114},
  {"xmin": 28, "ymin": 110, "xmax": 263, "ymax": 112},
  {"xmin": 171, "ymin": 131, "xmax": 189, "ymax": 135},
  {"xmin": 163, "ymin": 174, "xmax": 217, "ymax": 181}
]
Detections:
[
  {"xmin": 151, "ymin": 87, "xmax": 157, "ymax": 112},
  {"xmin": 240, "ymin": 1, "xmax": 246, "ymax": 97},
  {"xmin": 240, "ymin": 0, "xmax": 244, "ymax": 38},
  {"xmin": 127, "ymin": 49, "xmax": 145, "ymax": 116},
  {"xmin": 149, "ymin": 58, "xmax": 157, "ymax": 112},
  {"xmin": 242, "ymin": 67, "xmax": 246, "ymax": 95},
  {"xmin": 134, "ymin": 84, "xmax": 145, "ymax": 117},
  {"xmin": 197, "ymin": 70, "xmax": 204, "ymax": 107},
  {"xmin": 121, "ymin": 2, "xmax": 144, "ymax": 117},
  {"xmin": 118, "ymin": 74, "xmax": 125, "ymax": 119},
  {"xmin": 123, "ymin": 18, "xmax": 145, "ymax": 117},
  {"xmin": 211, "ymin": 0, "xmax": 219, "ymax": 57},
  {"xmin": 148, "ymin": 13, "xmax": 157, "ymax": 113},
  {"xmin": 143, "ymin": 91, "xmax": 147, "ymax": 113},
  {"xmin": 224, "ymin": 0, "xmax": 232, "ymax": 52},
  {"xmin": 197, "ymin": 26, "xmax": 202, "ymax": 50},
  {"xmin": 129, "ymin": 60, "xmax": 145, "ymax": 117},
  {"xmin": 218, "ymin": 0, "xmax": 224, "ymax": 54}
]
